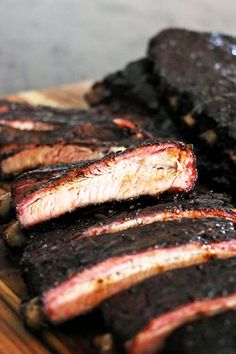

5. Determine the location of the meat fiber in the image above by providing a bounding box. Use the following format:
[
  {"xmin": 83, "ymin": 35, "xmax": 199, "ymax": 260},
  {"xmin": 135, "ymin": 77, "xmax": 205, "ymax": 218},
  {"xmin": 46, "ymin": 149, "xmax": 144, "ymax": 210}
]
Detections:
[
  {"xmin": 15, "ymin": 141, "xmax": 197, "ymax": 227},
  {"xmin": 101, "ymin": 257, "xmax": 236, "ymax": 354},
  {"xmin": 22, "ymin": 218, "xmax": 236, "ymax": 324},
  {"xmin": 161, "ymin": 310, "xmax": 236, "ymax": 354},
  {"xmin": 148, "ymin": 28, "xmax": 236, "ymax": 193}
]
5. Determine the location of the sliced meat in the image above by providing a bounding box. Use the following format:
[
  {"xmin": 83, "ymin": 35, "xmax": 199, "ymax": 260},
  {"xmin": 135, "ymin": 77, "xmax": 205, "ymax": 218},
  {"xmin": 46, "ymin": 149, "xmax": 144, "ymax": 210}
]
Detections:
[
  {"xmin": 0, "ymin": 143, "xmax": 125, "ymax": 177},
  {"xmin": 101, "ymin": 257, "xmax": 236, "ymax": 354},
  {"xmin": 22, "ymin": 218, "xmax": 236, "ymax": 324},
  {"xmin": 14, "ymin": 141, "xmax": 197, "ymax": 227},
  {"xmin": 161, "ymin": 310, "xmax": 236, "ymax": 354},
  {"xmin": 81, "ymin": 192, "xmax": 236, "ymax": 237},
  {"xmin": 148, "ymin": 28, "xmax": 236, "ymax": 193},
  {"xmin": 26, "ymin": 192, "xmax": 236, "ymax": 240}
]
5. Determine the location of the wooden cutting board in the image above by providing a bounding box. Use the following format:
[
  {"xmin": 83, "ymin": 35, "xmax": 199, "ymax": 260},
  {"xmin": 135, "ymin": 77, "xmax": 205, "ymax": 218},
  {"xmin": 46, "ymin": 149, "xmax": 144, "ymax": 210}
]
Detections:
[{"xmin": 0, "ymin": 81, "xmax": 110, "ymax": 354}]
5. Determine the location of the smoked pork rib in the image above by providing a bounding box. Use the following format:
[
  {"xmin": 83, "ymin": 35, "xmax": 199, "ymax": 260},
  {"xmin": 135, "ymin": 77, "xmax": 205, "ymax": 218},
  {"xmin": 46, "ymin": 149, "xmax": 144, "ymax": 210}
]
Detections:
[
  {"xmin": 161, "ymin": 310, "xmax": 236, "ymax": 354},
  {"xmin": 15, "ymin": 192, "xmax": 236, "ymax": 242},
  {"xmin": 15, "ymin": 141, "xmax": 197, "ymax": 227},
  {"xmin": 22, "ymin": 218, "xmax": 236, "ymax": 324},
  {"xmin": 0, "ymin": 100, "xmax": 125, "ymax": 130},
  {"xmin": 0, "ymin": 143, "xmax": 125, "ymax": 177},
  {"xmin": 0, "ymin": 112, "xmax": 145, "ymax": 147},
  {"xmin": 0, "ymin": 105, "xmax": 150, "ymax": 177},
  {"xmin": 101, "ymin": 257, "xmax": 236, "ymax": 354},
  {"xmin": 148, "ymin": 28, "xmax": 236, "ymax": 193}
]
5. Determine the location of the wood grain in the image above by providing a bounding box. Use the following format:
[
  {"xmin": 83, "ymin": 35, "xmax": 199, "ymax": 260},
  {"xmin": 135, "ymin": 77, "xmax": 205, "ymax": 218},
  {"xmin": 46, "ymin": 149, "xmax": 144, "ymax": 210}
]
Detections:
[{"xmin": 0, "ymin": 82, "xmax": 98, "ymax": 354}]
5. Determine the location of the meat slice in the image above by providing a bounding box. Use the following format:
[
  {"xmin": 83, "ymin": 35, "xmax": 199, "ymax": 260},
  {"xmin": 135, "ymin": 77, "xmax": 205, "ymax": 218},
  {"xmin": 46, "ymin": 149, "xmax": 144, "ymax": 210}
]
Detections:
[
  {"xmin": 22, "ymin": 218, "xmax": 236, "ymax": 325},
  {"xmin": 161, "ymin": 310, "xmax": 236, "ymax": 354},
  {"xmin": 6, "ymin": 192, "xmax": 236, "ymax": 249},
  {"xmin": 148, "ymin": 28, "xmax": 236, "ymax": 193},
  {"xmin": 0, "ymin": 103, "xmax": 150, "ymax": 177},
  {"xmin": 0, "ymin": 143, "xmax": 125, "ymax": 177},
  {"xmin": 15, "ymin": 141, "xmax": 197, "ymax": 227},
  {"xmin": 101, "ymin": 257, "xmax": 236, "ymax": 354},
  {"xmin": 20, "ymin": 192, "xmax": 236, "ymax": 241}
]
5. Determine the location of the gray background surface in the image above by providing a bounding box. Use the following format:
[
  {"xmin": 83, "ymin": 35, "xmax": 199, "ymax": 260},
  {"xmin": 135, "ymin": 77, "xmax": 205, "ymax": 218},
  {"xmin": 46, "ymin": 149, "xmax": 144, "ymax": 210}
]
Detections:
[{"xmin": 0, "ymin": 0, "xmax": 235, "ymax": 95}]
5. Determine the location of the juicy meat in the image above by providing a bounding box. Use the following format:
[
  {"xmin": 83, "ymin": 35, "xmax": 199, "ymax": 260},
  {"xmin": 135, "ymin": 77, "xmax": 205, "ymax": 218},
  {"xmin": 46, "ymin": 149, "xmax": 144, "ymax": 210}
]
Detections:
[
  {"xmin": 101, "ymin": 257, "xmax": 236, "ymax": 353},
  {"xmin": 18, "ymin": 192, "xmax": 236, "ymax": 242},
  {"xmin": 22, "ymin": 218, "xmax": 236, "ymax": 323},
  {"xmin": 12, "ymin": 164, "xmax": 78, "ymax": 206},
  {"xmin": 148, "ymin": 28, "xmax": 236, "ymax": 193},
  {"xmin": 161, "ymin": 310, "xmax": 236, "ymax": 354},
  {"xmin": 0, "ymin": 143, "xmax": 125, "ymax": 177},
  {"xmin": 15, "ymin": 141, "xmax": 197, "ymax": 227}
]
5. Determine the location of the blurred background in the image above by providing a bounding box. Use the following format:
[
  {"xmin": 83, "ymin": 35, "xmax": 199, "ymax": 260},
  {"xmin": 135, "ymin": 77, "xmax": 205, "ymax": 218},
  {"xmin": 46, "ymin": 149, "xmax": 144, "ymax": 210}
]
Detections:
[{"xmin": 0, "ymin": 0, "xmax": 235, "ymax": 95}]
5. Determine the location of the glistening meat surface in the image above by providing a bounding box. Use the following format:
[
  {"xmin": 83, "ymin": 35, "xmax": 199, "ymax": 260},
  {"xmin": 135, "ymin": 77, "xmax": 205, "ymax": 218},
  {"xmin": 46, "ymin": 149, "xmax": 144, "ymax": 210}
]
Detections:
[
  {"xmin": 16, "ymin": 141, "xmax": 197, "ymax": 227},
  {"xmin": 22, "ymin": 218, "xmax": 236, "ymax": 324},
  {"xmin": 101, "ymin": 257, "xmax": 236, "ymax": 353}
]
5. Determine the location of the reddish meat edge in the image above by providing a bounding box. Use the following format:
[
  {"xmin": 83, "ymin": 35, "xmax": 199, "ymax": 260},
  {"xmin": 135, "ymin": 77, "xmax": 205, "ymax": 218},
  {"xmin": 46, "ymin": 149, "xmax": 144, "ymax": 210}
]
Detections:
[
  {"xmin": 83, "ymin": 209, "xmax": 236, "ymax": 238},
  {"xmin": 17, "ymin": 142, "xmax": 197, "ymax": 227},
  {"xmin": 43, "ymin": 240, "xmax": 236, "ymax": 323},
  {"xmin": 1, "ymin": 144, "xmax": 125, "ymax": 176},
  {"xmin": 0, "ymin": 119, "xmax": 57, "ymax": 131},
  {"xmin": 126, "ymin": 293, "xmax": 236, "ymax": 354}
]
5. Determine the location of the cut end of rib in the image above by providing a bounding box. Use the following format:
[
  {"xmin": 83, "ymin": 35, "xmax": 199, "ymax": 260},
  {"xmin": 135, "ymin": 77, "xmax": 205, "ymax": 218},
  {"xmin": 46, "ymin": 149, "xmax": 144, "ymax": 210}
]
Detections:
[{"xmin": 16, "ymin": 141, "xmax": 197, "ymax": 228}]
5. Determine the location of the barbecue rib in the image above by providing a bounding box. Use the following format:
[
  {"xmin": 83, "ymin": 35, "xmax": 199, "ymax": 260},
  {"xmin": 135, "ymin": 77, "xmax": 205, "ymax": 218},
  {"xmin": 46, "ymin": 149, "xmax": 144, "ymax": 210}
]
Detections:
[
  {"xmin": 15, "ymin": 141, "xmax": 197, "ymax": 227},
  {"xmin": 14, "ymin": 192, "xmax": 236, "ymax": 242},
  {"xmin": 22, "ymin": 218, "xmax": 236, "ymax": 324},
  {"xmin": 0, "ymin": 100, "xmax": 153, "ymax": 176},
  {"xmin": 0, "ymin": 114, "xmax": 145, "ymax": 147},
  {"xmin": 101, "ymin": 257, "xmax": 236, "ymax": 354},
  {"xmin": 161, "ymin": 310, "xmax": 236, "ymax": 354},
  {"xmin": 0, "ymin": 143, "xmax": 125, "ymax": 177},
  {"xmin": 148, "ymin": 28, "xmax": 236, "ymax": 193}
]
